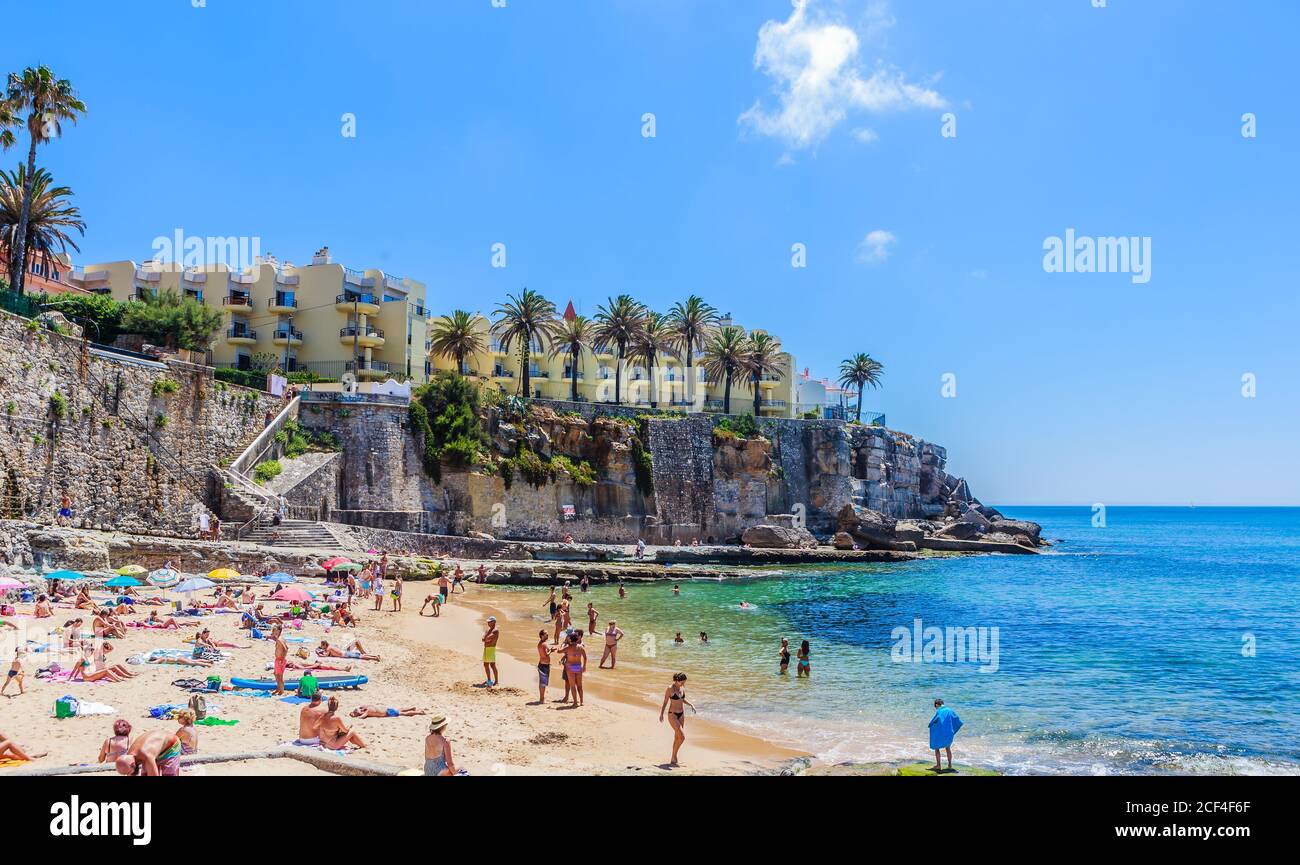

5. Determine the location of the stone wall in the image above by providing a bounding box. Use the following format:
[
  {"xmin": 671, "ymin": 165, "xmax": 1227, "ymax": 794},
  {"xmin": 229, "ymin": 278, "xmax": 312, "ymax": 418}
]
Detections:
[{"xmin": 0, "ymin": 312, "xmax": 280, "ymax": 535}]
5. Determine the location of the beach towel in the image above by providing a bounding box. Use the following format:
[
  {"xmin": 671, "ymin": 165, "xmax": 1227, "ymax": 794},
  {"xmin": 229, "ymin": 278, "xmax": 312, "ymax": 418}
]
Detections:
[
  {"xmin": 928, "ymin": 706, "xmax": 964, "ymax": 750},
  {"xmin": 74, "ymin": 701, "xmax": 117, "ymax": 717},
  {"xmin": 279, "ymin": 696, "xmax": 313, "ymax": 705},
  {"xmin": 196, "ymin": 716, "xmax": 238, "ymax": 726}
]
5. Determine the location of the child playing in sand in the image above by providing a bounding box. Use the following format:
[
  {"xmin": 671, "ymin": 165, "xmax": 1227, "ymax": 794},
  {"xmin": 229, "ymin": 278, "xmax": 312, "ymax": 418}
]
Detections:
[{"xmin": 2, "ymin": 647, "xmax": 26, "ymax": 696}]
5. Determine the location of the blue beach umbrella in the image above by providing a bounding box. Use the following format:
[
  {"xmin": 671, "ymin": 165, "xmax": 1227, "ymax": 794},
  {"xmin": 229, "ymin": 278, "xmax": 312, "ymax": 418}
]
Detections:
[
  {"xmin": 105, "ymin": 575, "xmax": 143, "ymax": 588},
  {"xmin": 261, "ymin": 572, "xmax": 296, "ymax": 584},
  {"xmin": 46, "ymin": 569, "xmax": 86, "ymax": 582},
  {"xmin": 175, "ymin": 577, "xmax": 216, "ymax": 594}
]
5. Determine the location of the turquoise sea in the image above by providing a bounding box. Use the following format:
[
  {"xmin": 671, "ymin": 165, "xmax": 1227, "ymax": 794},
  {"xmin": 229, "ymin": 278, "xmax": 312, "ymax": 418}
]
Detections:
[{"xmin": 516, "ymin": 507, "xmax": 1300, "ymax": 774}]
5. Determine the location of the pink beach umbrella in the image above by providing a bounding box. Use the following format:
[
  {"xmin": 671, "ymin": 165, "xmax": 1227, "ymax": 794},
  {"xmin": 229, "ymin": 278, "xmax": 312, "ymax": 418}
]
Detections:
[{"xmin": 270, "ymin": 586, "xmax": 316, "ymax": 604}]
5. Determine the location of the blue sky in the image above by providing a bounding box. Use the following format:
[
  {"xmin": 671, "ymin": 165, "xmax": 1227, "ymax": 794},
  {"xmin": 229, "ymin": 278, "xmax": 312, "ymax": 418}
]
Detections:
[{"xmin": 12, "ymin": 0, "xmax": 1300, "ymax": 505}]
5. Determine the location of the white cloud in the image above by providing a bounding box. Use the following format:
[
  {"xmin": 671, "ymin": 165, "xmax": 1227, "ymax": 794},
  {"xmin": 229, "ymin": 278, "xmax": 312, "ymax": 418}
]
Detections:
[
  {"xmin": 738, "ymin": 0, "xmax": 945, "ymax": 151},
  {"xmin": 852, "ymin": 127, "xmax": 879, "ymax": 144},
  {"xmin": 857, "ymin": 229, "xmax": 896, "ymax": 264}
]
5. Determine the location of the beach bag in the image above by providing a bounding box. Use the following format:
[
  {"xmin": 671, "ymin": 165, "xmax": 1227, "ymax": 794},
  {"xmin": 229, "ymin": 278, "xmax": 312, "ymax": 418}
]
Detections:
[
  {"xmin": 0, "ymin": 604, "xmax": 13, "ymax": 616},
  {"xmin": 206, "ymin": 675, "xmax": 221, "ymax": 692},
  {"xmin": 188, "ymin": 693, "xmax": 208, "ymax": 720},
  {"xmin": 55, "ymin": 695, "xmax": 79, "ymax": 719}
]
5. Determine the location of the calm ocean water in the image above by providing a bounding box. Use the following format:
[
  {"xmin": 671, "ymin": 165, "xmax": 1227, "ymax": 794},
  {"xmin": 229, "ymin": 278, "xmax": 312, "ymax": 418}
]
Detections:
[{"xmin": 518, "ymin": 507, "xmax": 1300, "ymax": 774}]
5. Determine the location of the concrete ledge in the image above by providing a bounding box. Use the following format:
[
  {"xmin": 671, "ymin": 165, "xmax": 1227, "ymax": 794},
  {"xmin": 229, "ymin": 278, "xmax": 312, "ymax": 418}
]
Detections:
[
  {"xmin": 918, "ymin": 537, "xmax": 1039, "ymax": 555},
  {"xmin": 4, "ymin": 746, "xmax": 405, "ymax": 777}
]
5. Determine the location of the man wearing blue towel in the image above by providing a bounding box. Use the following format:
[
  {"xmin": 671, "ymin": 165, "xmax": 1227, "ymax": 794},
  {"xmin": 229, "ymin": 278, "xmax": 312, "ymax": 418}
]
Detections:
[{"xmin": 928, "ymin": 698, "xmax": 963, "ymax": 772}]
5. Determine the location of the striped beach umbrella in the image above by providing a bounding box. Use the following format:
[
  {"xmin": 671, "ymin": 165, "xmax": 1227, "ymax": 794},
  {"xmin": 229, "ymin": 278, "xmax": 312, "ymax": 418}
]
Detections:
[{"xmin": 147, "ymin": 568, "xmax": 180, "ymax": 588}]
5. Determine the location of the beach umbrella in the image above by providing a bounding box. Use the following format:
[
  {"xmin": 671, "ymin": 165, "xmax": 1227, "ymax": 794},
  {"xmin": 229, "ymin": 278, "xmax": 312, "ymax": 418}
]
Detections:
[
  {"xmin": 321, "ymin": 557, "xmax": 352, "ymax": 570},
  {"xmin": 147, "ymin": 568, "xmax": 180, "ymax": 588},
  {"xmin": 46, "ymin": 569, "xmax": 86, "ymax": 582},
  {"xmin": 328, "ymin": 562, "xmax": 361, "ymax": 573},
  {"xmin": 262, "ymin": 572, "xmax": 296, "ymax": 584},
  {"xmin": 115, "ymin": 565, "xmax": 147, "ymax": 576},
  {"xmin": 176, "ymin": 577, "xmax": 216, "ymax": 594},
  {"xmin": 105, "ymin": 575, "xmax": 142, "ymax": 588},
  {"xmin": 208, "ymin": 568, "xmax": 241, "ymax": 581},
  {"xmin": 0, "ymin": 576, "xmax": 26, "ymax": 590},
  {"xmin": 271, "ymin": 586, "xmax": 315, "ymax": 603}
]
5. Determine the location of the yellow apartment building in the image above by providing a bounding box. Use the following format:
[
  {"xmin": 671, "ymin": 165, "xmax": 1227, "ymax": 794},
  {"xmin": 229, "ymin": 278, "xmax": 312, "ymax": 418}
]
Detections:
[
  {"xmin": 67, "ymin": 247, "xmax": 430, "ymax": 383},
  {"xmin": 428, "ymin": 308, "xmax": 798, "ymax": 418}
]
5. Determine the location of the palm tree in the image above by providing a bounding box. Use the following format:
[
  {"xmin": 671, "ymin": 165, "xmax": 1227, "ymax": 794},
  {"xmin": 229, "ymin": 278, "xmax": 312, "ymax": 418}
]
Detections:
[
  {"xmin": 549, "ymin": 314, "xmax": 594, "ymax": 402},
  {"xmin": 838, "ymin": 353, "xmax": 885, "ymax": 422},
  {"xmin": 428, "ymin": 310, "xmax": 486, "ymax": 375},
  {"xmin": 631, "ymin": 312, "xmax": 681, "ymax": 409},
  {"xmin": 700, "ymin": 326, "xmax": 747, "ymax": 415},
  {"xmin": 5, "ymin": 66, "xmax": 86, "ymax": 295},
  {"xmin": 667, "ymin": 295, "xmax": 718, "ymax": 406},
  {"xmin": 590, "ymin": 294, "xmax": 647, "ymax": 405},
  {"xmin": 491, "ymin": 289, "xmax": 560, "ymax": 399},
  {"xmin": 0, "ymin": 101, "xmax": 17, "ymax": 153},
  {"xmin": 744, "ymin": 332, "xmax": 785, "ymax": 416},
  {"xmin": 0, "ymin": 165, "xmax": 84, "ymax": 285}
]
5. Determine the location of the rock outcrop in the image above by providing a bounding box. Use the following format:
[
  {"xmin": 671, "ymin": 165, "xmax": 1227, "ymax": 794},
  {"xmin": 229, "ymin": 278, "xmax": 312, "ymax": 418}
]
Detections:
[{"xmin": 741, "ymin": 524, "xmax": 818, "ymax": 549}]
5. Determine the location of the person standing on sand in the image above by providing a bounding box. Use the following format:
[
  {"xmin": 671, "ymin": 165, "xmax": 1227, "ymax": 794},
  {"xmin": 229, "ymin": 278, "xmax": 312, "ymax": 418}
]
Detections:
[
  {"xmin": 371, "ymin": 567, "xmax": 385, "ymax": 612},
  {"xmin": 658, "ymin": 672, "xmax": 695, "ymax": 767},
  {"xmin": 536, "ymin": 630, "xmax": 555, "ymax": 703},
  {"xmin": 439, "ymin": 569, "xmax": 451, "ymax": 604},
  {"xmin": 481, "ymin": 616, "xmax": 500, "ymax": 687},
  {"xmin": 424, "ymin": 715, "xmax": 456, "ymax": 775},
  {"xmin": 586, "ymin": 602, "xmax": 599, "ymax": 636},
  {"xmin": 928, "ymin": 698, "xmax": 963, "ymax": 772},
  {"xmin": 556, "ymin": 631, "xmax": 587, "ymax": 707},
  {"xmin": 297, "ymin": 693, "xmax": 328, "ymax": 745},
  {"xmin": 391, "ymin": 575, "xmax": 403, "ymax": 613},
  {"xmin": 271, "ymin": 624, "xmax": 289, "ymax": 695},
  {"xmin": 2, "ymin": 647, "xmax": 26, "ymax": 696},
  {"xmin": 599, "ymin": 620, "xmax": 624, "ymax": 669},
  {"xmin": 452, "ymin": 564, "xmax": 466, "ymax": 593}
]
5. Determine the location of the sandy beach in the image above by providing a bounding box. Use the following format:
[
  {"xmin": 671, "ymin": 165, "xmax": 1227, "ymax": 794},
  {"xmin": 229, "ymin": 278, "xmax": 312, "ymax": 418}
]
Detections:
[{"xmin": 0, "ymin": 578, "xmax": 803, "ymax": 776}]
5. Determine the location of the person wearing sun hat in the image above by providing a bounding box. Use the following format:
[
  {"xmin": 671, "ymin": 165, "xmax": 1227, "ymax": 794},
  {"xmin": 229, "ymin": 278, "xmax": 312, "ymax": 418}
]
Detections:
[{"xmin": 424, "ymin": 714, "xmax": 456, "ymax": 776}]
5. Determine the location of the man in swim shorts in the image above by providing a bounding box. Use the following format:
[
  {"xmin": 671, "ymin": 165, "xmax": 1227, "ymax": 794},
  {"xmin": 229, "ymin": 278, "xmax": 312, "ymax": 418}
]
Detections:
[
  {"xmin": 271, "ymin": 624, "xmax": 288, "ymax": 696},
  {"xmin": 536, "ymin": 630, "xmax": 555, "ymax": 703},
  {"xmin": 481, "ymin": 616, "xmax": 499, "ymax": 687},
  {"xmin": 349, "ymin": 705, "xmax": 426, "ymax": 718},
  {"xmin": 297, "ymin": 692, "xmax": 328, "ymax": 745}
]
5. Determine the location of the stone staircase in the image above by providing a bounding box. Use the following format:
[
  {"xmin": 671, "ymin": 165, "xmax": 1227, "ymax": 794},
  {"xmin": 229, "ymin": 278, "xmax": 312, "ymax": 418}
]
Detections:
[{"xmin": 238, "ymin": 519, "xmax": 348, "ymax": 551}]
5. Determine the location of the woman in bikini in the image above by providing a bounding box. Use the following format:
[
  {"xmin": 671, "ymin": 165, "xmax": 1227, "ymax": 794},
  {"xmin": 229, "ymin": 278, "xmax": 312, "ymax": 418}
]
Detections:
[
  {"xmin": 33, "ymin": 594, "xmax": 52, "ymax": 619},
  {"xmin": 175, "ymin": 709, "xmax": 199, "ymax": 755},
  {"xmin": 796, "ymin": 640, "xmax": 811, "ymax": 677},
  {"xmin": 658, "ymin": 672, "xmax": 696, "ymax": 766},
  {"xmin": 318, "ymin": 697, "xmax": 368, "ymax": 751},
  {"xmin": 98, "ymin": 719, "xmax": 133, "ymax": 763}
]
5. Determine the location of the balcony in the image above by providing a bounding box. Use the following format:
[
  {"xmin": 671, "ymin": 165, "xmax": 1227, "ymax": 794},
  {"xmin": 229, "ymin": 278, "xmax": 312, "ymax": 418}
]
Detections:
[
  {"xmin": 223, "ymin": 293, "xmax": 253, "ymax": 313},
  {"xmin": 345, "ymin": 359, "xmax": 391, "ymax": 379},
  {"xmin": 181, "ymin": 270, "xmax": 207, "ymax": 285},
  {"xmin": 268, "ymin": 293, "xmax": 298, "ymax": 313},
  {"xmin": 335, "ymin": 293, "xmax": 380, "ymax": 314},
  {"xmin": 339, "ymin": 325, "xmax": 385, "ymax": 347},
  {"xmin": 276, "ymin": 272, "xmax": 299, "ymax": 286},
  {"xmin": 343, "ymin": 268, "xmax": 376, "ymax": 288},
  {"xmin": 226, "ymin": 326, "xmax": 257, "ymax": 345},
  {"xmin": 135, "ymin": 267, "xmax": 162, "ymax": 283},
  {"xmin": 491, "ymin": 368, "xmax": 515, "ymax": 379},
  {"xmin": 383, "ymin": 273, "xmax": 406, "ymax": 290},
  {"xmin": 229, "ymin": 272, "xmax": 255, "ymax": 286},
  {"xmin": 760, "ymin": 400, "xmax": 787, "ymax": 411},
  {"xmin": 273, "ymin": 327, "xmax": 304, "ymax": 346}
]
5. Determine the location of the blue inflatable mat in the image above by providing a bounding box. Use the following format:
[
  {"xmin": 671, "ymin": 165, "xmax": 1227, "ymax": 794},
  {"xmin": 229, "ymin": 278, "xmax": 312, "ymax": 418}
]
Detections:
[{"xmin": 229, "ymin": 675, "xmax": 368, "ymax": 691}]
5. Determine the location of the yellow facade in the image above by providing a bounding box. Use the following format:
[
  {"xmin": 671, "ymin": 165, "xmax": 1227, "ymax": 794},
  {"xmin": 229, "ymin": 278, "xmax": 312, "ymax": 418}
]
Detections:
[
  {"xmin": 428, "ymin": 311, "xmax": 797, "ymax": 417},
  {"xmin": 68, "ymin": 250, "xmax": 429, "ymax": 383}
]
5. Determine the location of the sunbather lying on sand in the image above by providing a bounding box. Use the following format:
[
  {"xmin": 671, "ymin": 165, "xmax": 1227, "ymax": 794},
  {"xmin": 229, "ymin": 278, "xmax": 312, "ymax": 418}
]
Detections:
[
  {"xmin": 317, "ymin": 639, "xmax": 379, "ymax": 661},
  {"xmin": 0, "ymin": 730, "xmax": 46, "ymax": 762},
  {"xmin": 349, "ymin": 705, "xmax": 426, "ymax": 718}
]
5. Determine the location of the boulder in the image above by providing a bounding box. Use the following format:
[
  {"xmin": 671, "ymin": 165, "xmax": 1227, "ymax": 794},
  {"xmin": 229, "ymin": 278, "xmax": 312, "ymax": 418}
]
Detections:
[
  {"xmin": 837, "ymin": 504, "xmax": 913, "ymax": 551},
  {"xmin": 935, "ymin": 521, "xmax": 982, "ymax": 541},
  {"xmin": 987, "ymin": 519, "xmax": 1042, "ymax": 545},
  {"xmin": 894, "ymin": 520, "xmax": 926, "ymax": 546},
  {"xmin": 467, "ymin": 530, "xmax": 495, "ymax": 541},
  {"xmin": 832, "ymin": 531, "xmax": 856, "ymax": 550},
  {"xmin": 741, "ymin": 524, "xmax": 818, "ymax": 550}
]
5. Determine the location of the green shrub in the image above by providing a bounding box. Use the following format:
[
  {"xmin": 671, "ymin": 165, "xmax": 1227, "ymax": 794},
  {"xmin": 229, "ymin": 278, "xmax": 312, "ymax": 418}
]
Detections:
[
  {"xmin": 151, "ymin": 377, "xmax": 180, "ymax": 396},
  {"xmin": 512, "ymin": 447, "xmax": 551, "ymax": 489},
  {"xmin": 253, "ymin": 460, "xmax": 283, "ymax": 484},
  {"xmin": 48, "ymin": 391, "xmax": 68, "ymax": 420},
  {"xmin": 552, "ymin": 455, "xmax": 596, "ymax": 487},
  {"xmin": 631, "ymin": 436, "xmax": 654, "ymax": 497},
  {"xmin": 154, "ymin": 413, "xmax": 169, "ymax": 429},
  {"xmin": 213, "ymin": 368, "xmax": 267, "ymax": 391},
  {"xmin": 409, "ymin": 371, "xmax": 489, "ymax": 483},
  {"xmin": 714, "ymin": 413, "xmax": 760, "ymax": 440},
  {"xmin": 4, "ymin": 401, "xmax": 14, "ymax": 415}
]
